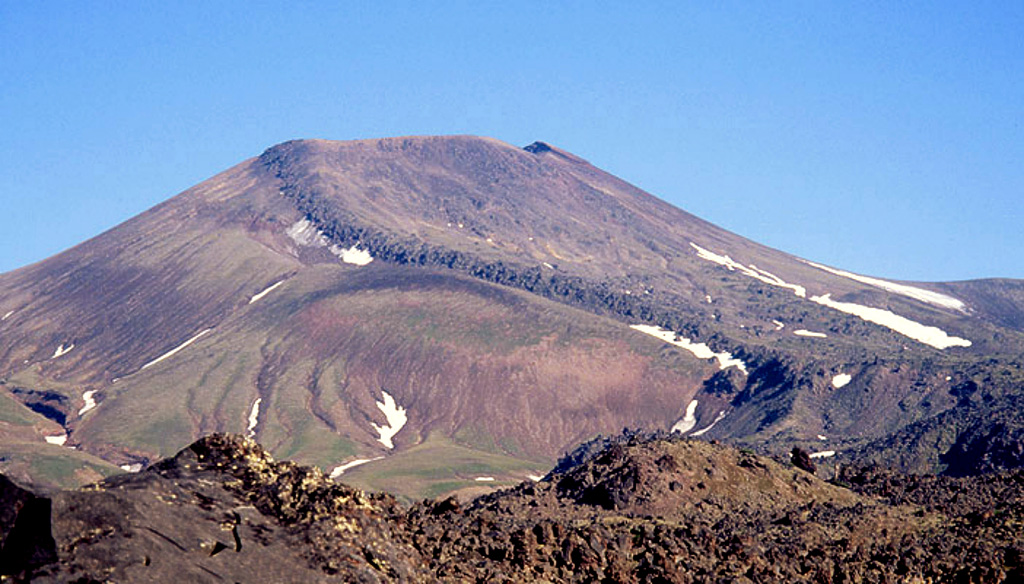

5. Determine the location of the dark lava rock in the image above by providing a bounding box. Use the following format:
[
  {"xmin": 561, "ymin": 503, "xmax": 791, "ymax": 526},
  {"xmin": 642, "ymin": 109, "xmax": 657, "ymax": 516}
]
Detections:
[
  {"xmin": 21, "ymin": 434, "xmax": 430, "ymax": 583},
  {"xmin": 791, "ymin": 446, "xmax": 816, "ymax": 474},
  {"xmin": 8, "ymin": 433, "xmax": 1024, "ymax": 583},
  {"xmin": 0, "ymin": 475, "xmax": 57, "ymax": 577}
]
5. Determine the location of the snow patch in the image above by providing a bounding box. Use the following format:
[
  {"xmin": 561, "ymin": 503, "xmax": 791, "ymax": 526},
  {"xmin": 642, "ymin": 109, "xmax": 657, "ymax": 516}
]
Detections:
[
  {"xmin": 705, "ymin": 295, "xmax": 713, "ymax": 304},
  {"xmin": 249, "ymin": 281, "xmax": 285, "ymax": 304},
  {"xmin": 817, "ymin": 434, "xmax": 828, "ymax": 441},
  {"xmin": 810, "ymin": 294, "xmax": 971, "ymax": 349},
  {"xmin": 688, "ymin": 242, "xmax": 970, "ymax": 350},
  {"xmin": 2, "ymin": 310, "xmax": 13, "ymax": 321},
  {"xmin": 671, "ymin": 399, "xmax": 699, "ymax": 434},
  {"xmin": 794, "ymin": 330, "xmax": 828, "ymax": 338},
  {"xmin": 120, "ymin": 463, "xmax": 143, "ymax": 473},
  {"xmin": 773, "ymin": 320, "xmax": 785, "ymax": 330},
  {"xmin": 51, "ymin": 343, "xmax": 74, "ymax": 359},
  {"xmin": 286, "ymin": 219, "xmax": 329, "ymax": 247},
  {"xmin": 832, "ymin": 374, "xmax": 852, "ymax": 389},
  {"xmin": 691, "ymin": 410, "xmax": 727, "ymax": 437},
  {"xmin": 372, "ymin": 390, "xmax": 408, "ymax": 449},
  {"xmin": 474, "ymin": 476, "xmax": 495, "ymax": 482},
  {"xmin": 809, "ymin": 450, "xmax": 836, "ymax": 459},
  {"xmin": 78, "ymin": 390, "xmax": 98, "ymax": 416},
  {"xmin": 802, "ymin": 260, "xmax": 965, "ymax": 311},
  {"xmin": 289, "ymin": 219, "xmax": 373, "ymax": 266},
  {"xmin": 691, "ymin": 243, "xmax": 806, "ymax": 298},
  {"xmin": 246, "ymin": 398, "xmax": 261, "ymax": 438},
  {"xmin": 330, "ymin": 244, "xmax": 374, "ymax": 266},
  {"xmin": 141, "ymin": 329, "xmax": 212, "ymax": 370},
  {"xmin": 527, "ymin": 474, "xmax": 544, "ymax": 482},
  {"xmin": 543, "ymin": 262, "xmax": 555, "ymax": 270},
  {"xmin": 44, "ymin": 434, "xmax": 67, "ymax": 446},
  {"xmin": 630, "ymin": 324, "xmax": 748, "ymax": 374},
  {"xmin": 329, "ymin": 456, "xmax": 384, "ymax": 479}
]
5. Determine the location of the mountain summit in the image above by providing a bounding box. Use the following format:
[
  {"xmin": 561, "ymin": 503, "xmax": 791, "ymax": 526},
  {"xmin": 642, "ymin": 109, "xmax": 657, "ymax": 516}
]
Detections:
[{"xmin": 1, "ymin": 136, "xmax": 1023, "ymax": 497}]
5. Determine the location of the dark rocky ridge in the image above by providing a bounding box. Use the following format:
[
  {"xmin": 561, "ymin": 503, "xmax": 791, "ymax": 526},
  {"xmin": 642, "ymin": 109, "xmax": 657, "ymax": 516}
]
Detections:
[
  {"xmin": 260, "ymin": 142, "xmax": 710, "ymax": 339},
  {"xmin": 5, "ymin": 434, "xmax": 1022, "ymax": 583}
]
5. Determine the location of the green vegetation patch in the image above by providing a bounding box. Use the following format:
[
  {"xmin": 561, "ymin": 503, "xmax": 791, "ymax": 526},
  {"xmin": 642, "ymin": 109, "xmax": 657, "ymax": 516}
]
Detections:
[
  {"xmin": 274, "ymin": 422, "xmax": 356, "ymax": 469},
  {"xmin": 339, "ymin": 432, "xmax": 549, "ymax": 502},
  {"xmin": 0, "ymin": 390, "xmax": 38, "ymax": 426},
  {"xmin": 0, "ymin": 442, "xmax": 120, "ymax": 489}
]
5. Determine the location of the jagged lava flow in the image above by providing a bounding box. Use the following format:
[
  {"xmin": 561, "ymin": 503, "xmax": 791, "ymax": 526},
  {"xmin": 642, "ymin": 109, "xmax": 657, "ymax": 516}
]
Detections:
[
  {"xmin": 2, "ymin": 434, "xmax": 1020, "ymax": 582},
  {"xmin": 1, "ymin": 135, "xmax": 1023, "ymax": 499}
]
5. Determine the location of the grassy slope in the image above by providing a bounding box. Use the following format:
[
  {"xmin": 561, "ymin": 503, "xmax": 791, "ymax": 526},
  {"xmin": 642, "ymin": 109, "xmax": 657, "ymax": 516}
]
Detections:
[
  {"xmin": 0, "ymin": 389, "xmax": 121, "ymax": 489},
  {"xmin": 58, "ymin": 263, "xmax": 711, "ymax": 498},
  {"xmin": 337, "ymin": 432, "xmax": 549, "ymax": 503}
]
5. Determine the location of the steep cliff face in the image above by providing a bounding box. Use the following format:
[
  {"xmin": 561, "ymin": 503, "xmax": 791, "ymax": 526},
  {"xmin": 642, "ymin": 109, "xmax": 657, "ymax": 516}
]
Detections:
[
  {"xmin": 1, "ymin": 136, "xmax": 1023, "ymax": 498},
  {"xmin": 5, "ymin": 434, "xmax": 1022, "ymax": 583}
]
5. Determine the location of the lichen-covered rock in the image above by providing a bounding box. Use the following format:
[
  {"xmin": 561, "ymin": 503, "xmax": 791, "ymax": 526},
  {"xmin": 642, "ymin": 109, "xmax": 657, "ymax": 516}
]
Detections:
[{"xmin": 20, "ymin": 434, "xmax": 431, "ymax": 583}]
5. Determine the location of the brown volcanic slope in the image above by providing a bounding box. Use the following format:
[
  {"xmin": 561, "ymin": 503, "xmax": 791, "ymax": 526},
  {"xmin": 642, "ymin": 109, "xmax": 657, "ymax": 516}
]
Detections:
[
  {"xmin": 1, "ymin": 136, "xmax": 1023, "ymax": 496},
  {"xmin": 5, "ymin": 434, "xmax": 1022, "ymax": 583}
]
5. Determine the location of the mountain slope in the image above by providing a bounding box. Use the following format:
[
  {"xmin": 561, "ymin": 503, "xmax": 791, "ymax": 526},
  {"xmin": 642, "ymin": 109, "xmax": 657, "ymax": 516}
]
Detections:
[{"xmin": 1, "ymin": 135, "xmax": 1023, "ymax": 496}]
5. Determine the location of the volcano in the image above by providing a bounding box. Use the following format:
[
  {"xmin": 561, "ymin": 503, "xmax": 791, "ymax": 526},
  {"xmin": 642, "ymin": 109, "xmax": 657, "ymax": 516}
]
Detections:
[{"xmin": 2, "ymin": 135, "xmax": 1023, "ymax": 499}]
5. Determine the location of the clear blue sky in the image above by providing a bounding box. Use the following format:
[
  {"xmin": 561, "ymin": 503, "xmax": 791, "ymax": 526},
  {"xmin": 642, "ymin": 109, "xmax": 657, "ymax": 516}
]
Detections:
[{"xmin": 2, "ymin": 2, "xmax": 1022, "ymax": 281}]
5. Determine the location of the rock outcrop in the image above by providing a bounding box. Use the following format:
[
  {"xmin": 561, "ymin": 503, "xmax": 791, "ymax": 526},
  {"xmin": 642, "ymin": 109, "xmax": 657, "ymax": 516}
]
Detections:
[{"xmin": 4, "ymin": 433, "xmax": 1022, "ymax": 582}]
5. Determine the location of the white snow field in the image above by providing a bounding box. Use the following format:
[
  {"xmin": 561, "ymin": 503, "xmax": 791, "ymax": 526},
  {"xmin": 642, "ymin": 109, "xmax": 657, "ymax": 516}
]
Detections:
[
  {"xmin": 671, "ymin": 399, "xmax": 700, "ymax": 434},
  {"xmin": 690, "ymin": 410, "xmax": 727, "ymax": 437},
  {"xmin": 372, "ymin": 390, "xmax": 408, "ymax": 449},
  {"xmin": 630, "ymin": 325, "xmax": 748, "ymax": 374},
  {"xmin": 691, "ymin": 243, "xmax": 806, "ymax": 298},
  {"xmin": 288, "ymin": 219, "xmax": 373, "ymax": 265},
  {"xmin": 329, "ymin": 244, "xmax": 374, "ymax": 265},
  {"xmin": 44, "ymin": 433, "xmax": 68, "ymax": 446},
  {"xmin": 51, "ymin": 343, "xmax": 74, "ymax": 358},
  {"xmin": 78, "ymin": 390, "xmax": 98, "ymax": 416},
  {"xmin": 802, "ymin": 260, "xmax": 965, "ymax": 311},
  {"xmin": 809, "ymin": 450, "xmax": 837, "ymax": 459},
  {"xmin": 141, "ymin": 329, "xmax": 212, "ymax": 370},
  {"xmin": 691, "ymin": 242, "xmax": 971, "ymax": 350},
  {"xmin": 246, "ymin": 398, "xmax": 261, "ymax": 438},
  {"xmin": 810, "ymin": 294, "xmax": 970, "ymax": 349},
  {"xmin": 249, "ymin": 280, "xmax": 285, "ymax": 304},
  {"xmin": 286, "ymin": 219, "xmax": 330, "ymax": 247},
  {"xmin": 329, "ymin": 456, "xmax": 384, "ymax": 479},
  {"xmin": 793, "ymin": 330, "xmax": 828, "ymax": 338},
  {"xmin": 832, "ymin": 374, "xmax": 852, "ymax": 389}
]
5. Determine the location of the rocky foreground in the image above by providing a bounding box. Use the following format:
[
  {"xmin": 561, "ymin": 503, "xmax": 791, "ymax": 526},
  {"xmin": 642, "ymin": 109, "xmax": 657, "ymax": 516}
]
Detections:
[{"xmin": 1, "ymin": 433, "xmax": 1021, "ymax": 583}]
